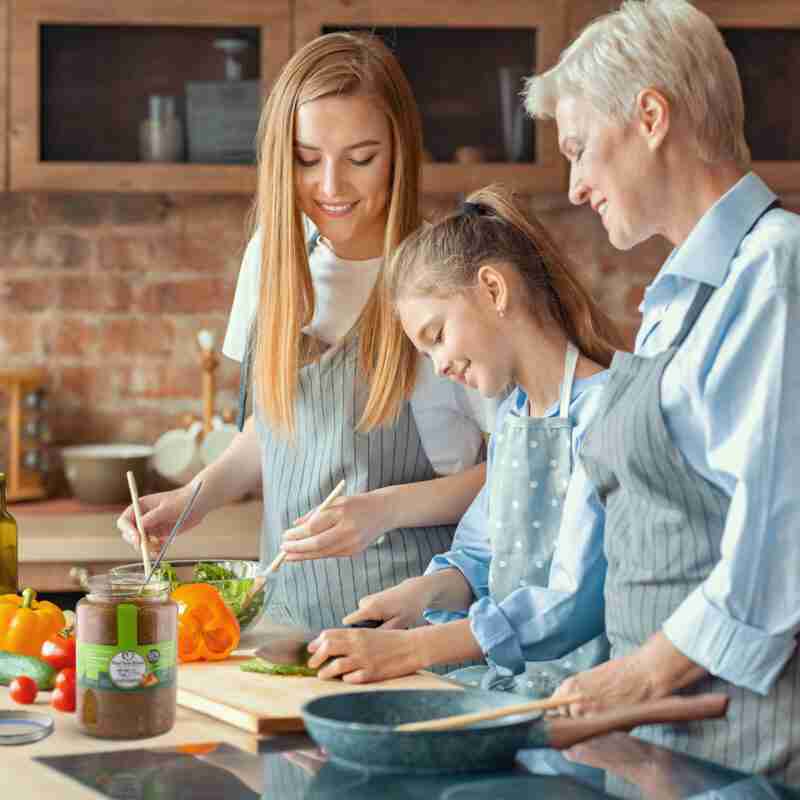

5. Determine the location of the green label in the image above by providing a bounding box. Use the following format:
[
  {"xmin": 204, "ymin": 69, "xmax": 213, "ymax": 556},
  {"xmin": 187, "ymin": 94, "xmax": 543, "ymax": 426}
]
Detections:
[{"xmin": 77, "ymin": 603, "xmax": 176, "ymax": 692}]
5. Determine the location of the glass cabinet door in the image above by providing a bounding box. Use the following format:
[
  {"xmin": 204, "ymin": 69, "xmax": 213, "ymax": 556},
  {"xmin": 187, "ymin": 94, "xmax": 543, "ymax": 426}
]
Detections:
[
  {"xmin": 295, "ymin": 0, "xmax": 569, "ymax": 194},
  {"xmin": 9, "ymin": 0, "xmax": 291, "ymax": 193}
]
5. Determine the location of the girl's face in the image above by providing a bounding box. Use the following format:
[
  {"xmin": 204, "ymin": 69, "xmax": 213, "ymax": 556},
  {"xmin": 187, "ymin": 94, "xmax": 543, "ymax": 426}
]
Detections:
[
  {"xmin": 398, "ymin": 286, "xmax": 513, "ymax": 399},
  {"xmin": 294, "ymin": 93, "xmax": 393, "ymax": 261}
]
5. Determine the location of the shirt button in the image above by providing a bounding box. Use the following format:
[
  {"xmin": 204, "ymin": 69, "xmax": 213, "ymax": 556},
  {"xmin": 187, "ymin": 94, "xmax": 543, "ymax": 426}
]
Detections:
[{"xmin": 529, "ymin": 481, "xmax": 539, "ymax": 489}]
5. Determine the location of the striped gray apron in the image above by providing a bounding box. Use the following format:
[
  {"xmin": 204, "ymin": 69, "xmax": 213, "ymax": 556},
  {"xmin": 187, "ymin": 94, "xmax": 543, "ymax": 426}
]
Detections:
[
  {"xmin": 253, "ymin": 334, "xmax": 459, "ymax": 632},
  {"xmin": 579, "ymin": 203, "xmax": 800, "ymax": 783}
]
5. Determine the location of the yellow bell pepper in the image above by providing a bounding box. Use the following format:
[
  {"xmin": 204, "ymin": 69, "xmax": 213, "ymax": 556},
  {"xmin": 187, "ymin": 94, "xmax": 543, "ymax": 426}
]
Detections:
[{"xmin": 0, "ymin": 588, "xmax": 66, "ymax": 657}]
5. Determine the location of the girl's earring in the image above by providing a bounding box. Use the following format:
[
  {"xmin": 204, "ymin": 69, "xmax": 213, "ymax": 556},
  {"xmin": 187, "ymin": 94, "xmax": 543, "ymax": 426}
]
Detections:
[{"xmin": 497, "ymin": 307, "xmax": 506, "ymax": 318}]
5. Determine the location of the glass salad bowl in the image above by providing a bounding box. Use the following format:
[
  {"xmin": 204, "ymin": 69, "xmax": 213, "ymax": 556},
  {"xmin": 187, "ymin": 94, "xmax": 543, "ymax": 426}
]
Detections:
[{"xmin": 110, "ymin": 559, "xmax": 270, "ymax": 633}]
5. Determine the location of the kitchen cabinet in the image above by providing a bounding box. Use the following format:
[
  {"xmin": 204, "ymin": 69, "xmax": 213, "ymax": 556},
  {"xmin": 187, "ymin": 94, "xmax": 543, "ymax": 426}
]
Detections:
[
  {"xmin": 295, "ymin": 0, "xmax": 570, "ymax": 195},
  {"xmin": 9, "ymin": 0, "xmax": 291, "ymax": 193},
  {"xmin": 16, "ymin": 499, "xmax": 261, "ymax": 592},
  {"xmin": 695, "ymin": 1, "xmax": 800, "ymax": 192},
  {"xmin": 0, "ymin": 1, "xmax": 7, "ymax": 191}
]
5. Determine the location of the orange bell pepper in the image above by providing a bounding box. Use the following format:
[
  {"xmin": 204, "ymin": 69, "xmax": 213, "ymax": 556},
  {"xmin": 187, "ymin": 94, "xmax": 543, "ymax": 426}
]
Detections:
[
  {"xmin": 171, "ymin": 583, "xmax": 240, "ymax": 662},
  {"xmin": 0, "ymin": 588, "xmax": 66, "ymax": 657}
]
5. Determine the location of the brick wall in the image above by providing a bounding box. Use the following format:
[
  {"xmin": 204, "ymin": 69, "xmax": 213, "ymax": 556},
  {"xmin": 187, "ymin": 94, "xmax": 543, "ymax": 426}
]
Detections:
[{"xmin": 0, "ymin": 189, "xmax": 670, "ymax": 481}]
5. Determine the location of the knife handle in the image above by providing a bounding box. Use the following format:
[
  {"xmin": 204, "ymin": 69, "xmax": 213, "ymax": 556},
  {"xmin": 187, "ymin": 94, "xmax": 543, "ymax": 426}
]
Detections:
[{"xmin": 346, "ymin": 620, "xmax": 382, "ymax": 629}]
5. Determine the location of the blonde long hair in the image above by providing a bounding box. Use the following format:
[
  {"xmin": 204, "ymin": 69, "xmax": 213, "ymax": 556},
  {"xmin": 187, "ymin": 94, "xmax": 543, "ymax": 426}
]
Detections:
[
  {"xmin": 384, "ymin": 184, "xmax": 624, "ymax": 368},
  {"xmin": 252, "ymin": 32, "xmax": 423, "ymax": 435}
]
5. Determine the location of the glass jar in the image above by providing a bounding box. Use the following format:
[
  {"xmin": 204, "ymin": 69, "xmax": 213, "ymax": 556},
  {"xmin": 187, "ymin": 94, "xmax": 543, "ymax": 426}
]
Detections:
[{"xmin": 76, "ymin": 574, "xmax": 177, "ymax": 739}]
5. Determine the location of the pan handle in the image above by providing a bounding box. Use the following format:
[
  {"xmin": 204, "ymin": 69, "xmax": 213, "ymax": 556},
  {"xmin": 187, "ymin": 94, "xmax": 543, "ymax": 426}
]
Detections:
[{"xmin": 537, "ymin": 693, "xmax": 729, "ymax": 750}]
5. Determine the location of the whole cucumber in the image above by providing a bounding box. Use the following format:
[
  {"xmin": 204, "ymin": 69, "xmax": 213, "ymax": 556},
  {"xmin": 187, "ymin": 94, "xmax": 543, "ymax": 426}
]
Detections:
[{"xmin": 0, "ymin": 650, "xmax": 57, "ymax": 690}]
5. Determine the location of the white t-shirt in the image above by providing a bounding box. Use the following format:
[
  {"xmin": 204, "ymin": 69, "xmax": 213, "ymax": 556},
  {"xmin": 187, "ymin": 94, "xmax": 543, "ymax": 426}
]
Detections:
[{"xmin": 223, "ymin": 227, "xmax": 491, "ymax": 475}]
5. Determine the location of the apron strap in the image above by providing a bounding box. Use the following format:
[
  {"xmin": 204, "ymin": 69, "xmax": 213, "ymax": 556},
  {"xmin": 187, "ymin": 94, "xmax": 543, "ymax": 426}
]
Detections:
[
  {"xmin": 236, "ymin": 230, "xmax": 321, "ymax": 431},
  {"xmin": 558, "ymin": 341, "xmax": 579, "ymax": 419}
]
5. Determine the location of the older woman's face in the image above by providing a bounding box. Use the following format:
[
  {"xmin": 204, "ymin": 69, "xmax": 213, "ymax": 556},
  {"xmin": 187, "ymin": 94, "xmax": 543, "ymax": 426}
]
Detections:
[{"xmin": 556, "ymin": 95, "xmax": 657, "ymax": 251}]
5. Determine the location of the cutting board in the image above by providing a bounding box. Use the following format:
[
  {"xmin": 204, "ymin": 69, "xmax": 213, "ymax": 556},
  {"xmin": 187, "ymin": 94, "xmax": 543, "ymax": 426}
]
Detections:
[{"xmin": 177, "ymin": 656, "xmax": 462, "ymax": 735}]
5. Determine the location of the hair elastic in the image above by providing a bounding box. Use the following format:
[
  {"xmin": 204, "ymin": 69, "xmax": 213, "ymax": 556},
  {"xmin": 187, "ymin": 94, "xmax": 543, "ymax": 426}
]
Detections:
[{"xmin": 460, "ymin": 200, "xmax": 488, "ymax": 217}]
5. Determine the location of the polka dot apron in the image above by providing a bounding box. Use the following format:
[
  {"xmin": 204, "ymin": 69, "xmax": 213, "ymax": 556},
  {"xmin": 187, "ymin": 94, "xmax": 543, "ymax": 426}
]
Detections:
[{"xmin": 447, "ymin": 342, "xmax": 609, "ymax": 696}]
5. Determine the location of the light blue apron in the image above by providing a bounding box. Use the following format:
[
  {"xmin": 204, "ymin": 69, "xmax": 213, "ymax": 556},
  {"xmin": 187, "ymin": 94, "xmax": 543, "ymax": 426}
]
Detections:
[{"xmin": 448, "ymin": 342, "xmax": 609, "ymax": 696}]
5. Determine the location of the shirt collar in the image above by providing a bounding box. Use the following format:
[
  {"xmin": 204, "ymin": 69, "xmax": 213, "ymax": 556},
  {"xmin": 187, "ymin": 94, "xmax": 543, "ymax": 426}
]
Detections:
[{"xmin": 653, "ymin": 172, "xmax": 777, "ymax": 290}]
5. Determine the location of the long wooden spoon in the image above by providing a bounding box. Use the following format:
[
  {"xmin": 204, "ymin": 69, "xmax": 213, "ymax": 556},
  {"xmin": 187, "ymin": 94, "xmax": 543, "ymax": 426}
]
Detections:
[{"xmin": 396, "ymin": 692, "xmax": 585, "ymax": 732}]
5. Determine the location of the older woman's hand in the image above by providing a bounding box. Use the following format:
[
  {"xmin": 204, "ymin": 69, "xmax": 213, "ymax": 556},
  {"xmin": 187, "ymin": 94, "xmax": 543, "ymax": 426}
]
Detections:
[
  {"xmin": 306, "ymin": 627, "xmax": 423, "ymax": 683},
  {"xmin": 281, "ymin": 490, "xmax": 396, "ymax": 560},
  {"xmin": 552, "ymin": 633, "xmax": 709, "ymax": 717}
]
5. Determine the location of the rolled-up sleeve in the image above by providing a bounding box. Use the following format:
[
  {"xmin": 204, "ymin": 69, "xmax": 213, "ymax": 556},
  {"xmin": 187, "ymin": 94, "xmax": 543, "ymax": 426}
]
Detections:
[
  {"xmin": 661, "ymin": 279, "xmax": 800, "ymax": 695},
  {"xmin": 423, "ymin": 484, "xmax": 491, "ymax": 624}
]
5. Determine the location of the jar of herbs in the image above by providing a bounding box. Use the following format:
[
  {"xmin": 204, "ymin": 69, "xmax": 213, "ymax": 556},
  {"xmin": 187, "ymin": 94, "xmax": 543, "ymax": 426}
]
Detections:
[{"xmin": 76, "ymin": 574, "xmax": 177, "ymax": 739}]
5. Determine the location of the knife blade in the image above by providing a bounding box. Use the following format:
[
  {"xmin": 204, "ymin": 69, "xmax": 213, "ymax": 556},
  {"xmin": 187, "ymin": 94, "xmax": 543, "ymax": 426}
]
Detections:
[{"xmin": 254, "ymin": 620, "xmax": 382, "ymax": 666}]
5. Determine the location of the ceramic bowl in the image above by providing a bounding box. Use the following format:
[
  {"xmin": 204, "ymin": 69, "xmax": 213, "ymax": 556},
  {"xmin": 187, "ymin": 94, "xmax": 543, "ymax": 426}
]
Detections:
[{"xmin": 61, "ymin": 443, "xmax": 153, "ymax": 505}]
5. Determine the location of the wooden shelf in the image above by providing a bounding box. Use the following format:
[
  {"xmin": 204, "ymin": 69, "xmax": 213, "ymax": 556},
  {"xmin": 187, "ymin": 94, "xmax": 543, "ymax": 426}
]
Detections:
[{"xmin": 9, "ymin": 0, "xmax": 290, "ymax": 193}]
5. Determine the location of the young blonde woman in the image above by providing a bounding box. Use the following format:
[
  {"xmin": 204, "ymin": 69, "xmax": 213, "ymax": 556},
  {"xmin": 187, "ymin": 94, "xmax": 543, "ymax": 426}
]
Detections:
[
  {"xmin": 117, "ymin": 33, "xmax": 487, "ymax": 634},
  {"xmin": 304, "ymin": 185, "xmax": 625, "ymax": 695}
]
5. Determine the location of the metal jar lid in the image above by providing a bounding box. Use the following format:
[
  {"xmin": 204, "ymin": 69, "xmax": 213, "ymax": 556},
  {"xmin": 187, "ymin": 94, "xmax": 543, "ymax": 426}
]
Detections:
[{"xmin": 0, "ymin": 710, "xmax": 54, "ymax": 745}]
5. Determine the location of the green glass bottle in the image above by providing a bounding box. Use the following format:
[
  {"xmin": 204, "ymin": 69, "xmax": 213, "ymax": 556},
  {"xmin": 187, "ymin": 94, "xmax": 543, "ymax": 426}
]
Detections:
[{"xmin": 0, "ymin": 473, "xmax": 18, "ymax": 594}]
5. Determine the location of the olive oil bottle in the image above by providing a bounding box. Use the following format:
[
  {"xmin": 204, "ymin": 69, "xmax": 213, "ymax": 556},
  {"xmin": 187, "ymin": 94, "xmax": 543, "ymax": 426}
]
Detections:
[{"xmin": 0, "ymin": 472, "xmax": 18, "ymax": 593}]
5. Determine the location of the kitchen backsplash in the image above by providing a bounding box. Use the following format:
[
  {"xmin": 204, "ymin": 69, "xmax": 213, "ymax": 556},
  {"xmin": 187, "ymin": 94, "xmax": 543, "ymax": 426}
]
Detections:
[{"xmin": 1, "ymin": 188, "xmax": 795, "ymax": 450}]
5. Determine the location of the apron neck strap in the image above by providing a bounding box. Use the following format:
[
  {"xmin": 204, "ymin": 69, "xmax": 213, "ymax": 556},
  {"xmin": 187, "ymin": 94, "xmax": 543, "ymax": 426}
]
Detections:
[{"xmin": 559, "ymin": 341, "xmax": 579, "ymax": 419}]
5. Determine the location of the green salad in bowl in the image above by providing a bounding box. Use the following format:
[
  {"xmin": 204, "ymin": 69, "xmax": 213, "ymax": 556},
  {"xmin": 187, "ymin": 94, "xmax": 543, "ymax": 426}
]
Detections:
[{"xmin": 109, "ymin": 559, "xmax": 269, "ymax": 632}]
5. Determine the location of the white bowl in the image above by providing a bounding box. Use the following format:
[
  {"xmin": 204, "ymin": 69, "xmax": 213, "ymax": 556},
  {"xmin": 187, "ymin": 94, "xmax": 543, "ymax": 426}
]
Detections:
[{"xmin": 61, "ymin": 443, "xmax": 154, "ymax": 505}]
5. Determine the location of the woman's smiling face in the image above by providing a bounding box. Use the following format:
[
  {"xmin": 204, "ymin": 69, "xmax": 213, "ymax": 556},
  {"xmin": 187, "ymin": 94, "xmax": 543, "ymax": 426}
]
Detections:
[
  {"xmin": 294, "ymin": 93, "xmax": 393, "ymax": 260},
  {"xmin": 557, "ymin": 94, "xmax": 659, "ymax": 251}
]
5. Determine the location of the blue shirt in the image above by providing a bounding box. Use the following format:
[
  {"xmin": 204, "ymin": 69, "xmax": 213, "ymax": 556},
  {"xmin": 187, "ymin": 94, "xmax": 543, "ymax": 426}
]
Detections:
[
  {"xmin": 526, "ymin": 172, "xmax": 800, "ymax": 696},
  {"xmin": 422, "ymin": 371, "xmax": 609, "ymax": 674}
]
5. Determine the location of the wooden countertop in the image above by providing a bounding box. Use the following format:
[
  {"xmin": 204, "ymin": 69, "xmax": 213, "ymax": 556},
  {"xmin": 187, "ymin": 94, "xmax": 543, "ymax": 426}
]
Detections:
[
  {"xmin": 0, "ymin": 617, "xmax": 456, "ymax": 800},
  {"xmin": 16, "ymin": 500, "xmax": 261, "ymax": 563},
  {"xmin": 14, "ymin": 499, "xmax": 262, "ymax": 592}
]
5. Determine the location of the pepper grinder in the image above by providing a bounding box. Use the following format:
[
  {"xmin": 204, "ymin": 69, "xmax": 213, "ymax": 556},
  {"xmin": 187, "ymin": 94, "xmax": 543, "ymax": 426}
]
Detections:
[
  {"xmin": 139, "ymin": 95, "xmax": 184, "ymax": 163},
  {"xmin": 197, "ymin": 329, "xmax": 219, "ymax": 436}
]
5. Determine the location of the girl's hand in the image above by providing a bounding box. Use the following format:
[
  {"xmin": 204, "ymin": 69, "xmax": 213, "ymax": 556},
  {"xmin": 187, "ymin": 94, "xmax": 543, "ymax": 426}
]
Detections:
[
  {"xmin": 342, "ymin": 578, "xmax": 431, "ymax": 629},
  {"xmin": 117, "ymin": 483, "xmax": 207, "ymax": 554},
  {"xmin": 306, "ymin": 628, "xmax": 424, "ymax": 683},
  {"xmin": 281, "ymin": 490, "xmax": 397, "ymax": 560}
]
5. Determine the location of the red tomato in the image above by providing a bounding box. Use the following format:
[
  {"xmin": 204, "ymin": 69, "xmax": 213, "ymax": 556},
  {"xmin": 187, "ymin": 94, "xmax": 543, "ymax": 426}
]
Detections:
[
  {"xmin": 9, "ymin": 675, "xmax": 38, "ymax": 704},
  {"xmin": 40, "ymin": 634, "xmax": 76, "ymax": 671},
  {"xmin": 55, "ymin": 667, "xmax": 76, "ymax": 692},
  {"xmin": 50, "ymin": 685, "xmax": 76, "ymax": 713}
]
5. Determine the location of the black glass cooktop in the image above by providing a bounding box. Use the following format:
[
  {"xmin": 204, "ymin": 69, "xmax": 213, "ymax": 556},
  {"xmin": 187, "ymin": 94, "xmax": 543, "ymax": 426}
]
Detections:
[{"xmin": 36, "ymin": 733, "xmax": 800, "ymax": 800}]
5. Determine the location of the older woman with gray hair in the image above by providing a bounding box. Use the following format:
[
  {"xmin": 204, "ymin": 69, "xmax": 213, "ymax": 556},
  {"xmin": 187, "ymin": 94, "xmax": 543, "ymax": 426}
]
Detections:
[{"xmin": 521, "ymin": 0, "xmax": 800, "ymax": 783}]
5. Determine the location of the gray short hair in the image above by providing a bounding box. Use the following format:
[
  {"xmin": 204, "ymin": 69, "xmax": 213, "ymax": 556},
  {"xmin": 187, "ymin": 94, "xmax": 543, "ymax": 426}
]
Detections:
[{"xmin": 525, "ymin": 0, "xmax": 751, "ymax": 167}]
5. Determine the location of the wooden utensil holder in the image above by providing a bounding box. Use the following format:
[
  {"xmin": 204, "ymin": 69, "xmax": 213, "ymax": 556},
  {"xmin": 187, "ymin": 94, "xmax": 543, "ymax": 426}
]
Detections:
[{"xmin": 0, "ymin": 368, "xmax": 49, "ymax": 502}]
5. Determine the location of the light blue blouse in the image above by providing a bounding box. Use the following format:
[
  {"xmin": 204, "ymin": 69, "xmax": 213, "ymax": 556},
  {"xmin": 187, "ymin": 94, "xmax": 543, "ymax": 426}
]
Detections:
[
  {"xmin": 423, "ymin": 371, "xmax": 609, "ymax": 675},
  {"xmin": 517, "ymin": 172, "xmax": 800, "ymax": 696}
]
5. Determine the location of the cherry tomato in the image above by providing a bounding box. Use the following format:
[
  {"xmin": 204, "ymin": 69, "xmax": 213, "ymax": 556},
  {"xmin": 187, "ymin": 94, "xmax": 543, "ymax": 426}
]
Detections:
[
  {"xmin": 55, "ymin": 667, "xmax": 76, "ymax": 692},
  {"xmin": 40, "ymin": 634, "xmax": 76, "ymax": 671},
  {"xmin": 9, "ymin": 675, "xmax": 38, "ymax": 704},
  {"xmin": 50, "ymin": 685, "xmax": 76, "ymax": 713}
]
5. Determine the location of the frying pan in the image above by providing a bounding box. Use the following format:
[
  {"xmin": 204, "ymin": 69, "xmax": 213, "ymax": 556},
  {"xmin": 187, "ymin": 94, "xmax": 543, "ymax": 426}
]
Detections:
[{"xmin": 301, "ymin": 689, "xmax": 728, "ymax": 775}]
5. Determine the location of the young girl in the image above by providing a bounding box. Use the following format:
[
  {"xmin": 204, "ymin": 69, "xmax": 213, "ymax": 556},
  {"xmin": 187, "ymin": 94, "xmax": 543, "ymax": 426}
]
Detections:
[
  {"xmin": 117, "ymin": 33, "xmax": 487, "ymax": 636},
  {"xmin": 305, "ymin": 185, "xmax": 624, "ymax": 695}
]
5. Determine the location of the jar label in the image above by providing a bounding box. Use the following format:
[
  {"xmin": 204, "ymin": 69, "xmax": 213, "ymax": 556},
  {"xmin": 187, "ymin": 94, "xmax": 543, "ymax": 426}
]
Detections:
[{"xmin": 77, "ymin": 602, "xmax": 176, "ymax": 692}]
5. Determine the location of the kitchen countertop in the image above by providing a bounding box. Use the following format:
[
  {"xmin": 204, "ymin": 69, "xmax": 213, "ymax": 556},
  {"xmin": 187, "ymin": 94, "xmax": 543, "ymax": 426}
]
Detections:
[
  {"xmin": 15, "ymin": 499, "xmax": 261, "ymax": 563},
  {"xmin": 5, "ymin": 638, "xmax": 800, "ymax": 800}
]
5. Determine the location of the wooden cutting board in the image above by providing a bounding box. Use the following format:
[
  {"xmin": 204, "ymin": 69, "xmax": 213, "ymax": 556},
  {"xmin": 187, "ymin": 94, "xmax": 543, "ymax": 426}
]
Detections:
[{"xmin": 177, "ymin": 656, "xmax": 461, "ymax": 735}]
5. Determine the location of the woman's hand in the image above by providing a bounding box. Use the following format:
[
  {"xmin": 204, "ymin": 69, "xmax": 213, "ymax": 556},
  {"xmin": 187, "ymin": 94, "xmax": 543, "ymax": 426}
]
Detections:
[
  {"xmin": 306, "ymin": 627, "xmax": 424, "ymax": 683},
  {"xmin": 117, "ymin": 483, "xmax": 208, "ymax": 554},
  {"xmin": 281, "ymin": 490, "xmax": 397, "ymax": 560},
  {"xmin": 552, "ymin": 633, "xmax": 708, "ymax": 717},
  {"xmin": 552, "ymin": 654, "xmax": 658, "ymax": 717},
  {"xmin": 342, "ymin": 578, "xmax": 432, "ymax": 629}
]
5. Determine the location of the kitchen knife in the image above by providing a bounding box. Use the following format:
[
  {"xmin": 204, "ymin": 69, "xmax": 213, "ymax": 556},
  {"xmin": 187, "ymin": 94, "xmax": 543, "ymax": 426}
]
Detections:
[{"xmin": 254, "ymin": 620, "xmax": 382, "ymax": 666}]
